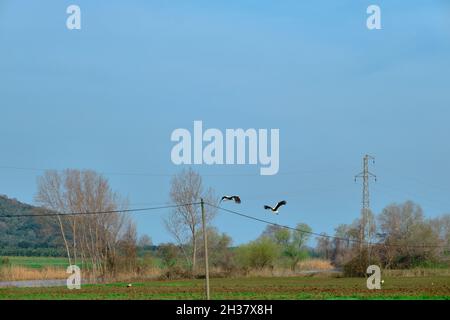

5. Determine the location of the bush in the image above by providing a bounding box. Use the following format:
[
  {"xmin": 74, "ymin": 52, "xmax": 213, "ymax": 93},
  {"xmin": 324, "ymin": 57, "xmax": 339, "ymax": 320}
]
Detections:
[
  {"xmin": 160, "ymin": 265, "xmax": 192, "ymax": 280},
  {"xmin": 343, "ymin": 249, "xmax": 380, "ymax": 277},
  {"xmin": 236, "ymin": 237, "xmax": 279, "ymax": 271},
  {"xmin": 157, "ymin": 243, "xmax": 180, "ymax": 268}
]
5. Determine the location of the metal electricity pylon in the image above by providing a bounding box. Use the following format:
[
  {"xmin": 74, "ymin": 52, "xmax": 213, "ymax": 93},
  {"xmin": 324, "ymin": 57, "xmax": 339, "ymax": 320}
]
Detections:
[{"xmin": 355, "ymin": 154, "xmax": 377, "ymax": 254}]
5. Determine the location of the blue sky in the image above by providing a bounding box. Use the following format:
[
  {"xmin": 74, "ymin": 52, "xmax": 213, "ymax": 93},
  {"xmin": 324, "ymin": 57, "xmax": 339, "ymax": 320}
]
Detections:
[{"xmin": 1, "ymin": 0, "xmax": 450, "ymax": 245}]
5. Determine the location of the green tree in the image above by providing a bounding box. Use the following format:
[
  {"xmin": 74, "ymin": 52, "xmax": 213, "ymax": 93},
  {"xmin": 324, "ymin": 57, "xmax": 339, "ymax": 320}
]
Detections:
[
  {"xmin": 158, "ymin": 243, "xmax": 179, "ymax": 268},
  {"xmin": 284, "ymin": 223, "xmax": 312, "ymax": 270},
  {"xmin": 274, "ymin": 228, "xmax": 290, "ymax": 247},
  {"xmin": 197, "ymin": 227, "xmax": 234, "ymax": 271},
  {"xmin": 236, "ymin": 237, "xmax": 279, "ymax": 270}
]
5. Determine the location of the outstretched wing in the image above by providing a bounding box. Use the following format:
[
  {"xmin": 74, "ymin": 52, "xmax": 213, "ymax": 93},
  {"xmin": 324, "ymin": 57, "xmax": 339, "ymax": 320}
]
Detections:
[
  {"xmin": 220, "ymin": 196, "xmax": 232, "ymax": 203},
  {"xmin": 274, "ymin": 200, "xmax": 287, "ymax": 211},
  {"xmin": 264, "ymin": 205, "xmax": 273, "ymax": 211},
  {"xmin": 221, "ymin": 195, "xmax": 241, "ymax": 204}
]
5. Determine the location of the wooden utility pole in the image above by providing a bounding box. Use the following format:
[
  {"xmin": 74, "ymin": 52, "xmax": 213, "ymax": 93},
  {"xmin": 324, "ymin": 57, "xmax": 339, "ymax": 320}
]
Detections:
[{"xmin": 200, "ymin": 198, "xmax": 210, "ymax": 300}]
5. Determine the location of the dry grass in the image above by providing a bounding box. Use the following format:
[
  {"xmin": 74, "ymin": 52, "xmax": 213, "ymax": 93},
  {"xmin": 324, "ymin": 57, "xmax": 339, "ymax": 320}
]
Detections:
[
  {"xmin": 298, "ymin": 259, "xmax": 334, "ymax": 271},
  {"xmin": 234, "ymin": 259, "xmax": 336, "ymax": 278},
  {"xmin": 0, "ymin": 265, "xmax": 164, "ymax": 283},
  {"xmin": 0, "ymin": 266, "xmax": 67, "ymax": 281},
  {"xmin": 0, "ymin": 259, "xmax": 335, "ymax": 283}
]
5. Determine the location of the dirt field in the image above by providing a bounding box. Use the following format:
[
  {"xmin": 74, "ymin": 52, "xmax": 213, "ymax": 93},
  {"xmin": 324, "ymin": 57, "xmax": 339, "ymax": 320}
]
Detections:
[{"xmin": 0, "ymin": 275, "xmax": 449, "ymax": 300}]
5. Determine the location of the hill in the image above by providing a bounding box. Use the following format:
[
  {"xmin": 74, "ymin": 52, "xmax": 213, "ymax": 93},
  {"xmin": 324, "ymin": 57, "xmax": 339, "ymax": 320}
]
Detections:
[{"xmin": 0, "ymin": 195, "xmax": 65, "ymax": 256}]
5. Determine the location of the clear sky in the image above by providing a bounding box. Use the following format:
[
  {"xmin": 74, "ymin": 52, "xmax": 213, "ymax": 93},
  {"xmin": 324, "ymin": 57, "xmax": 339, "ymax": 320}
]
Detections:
[{"xmin": 1, "ymin": 0, "xmax": 450, "ymax": 245}]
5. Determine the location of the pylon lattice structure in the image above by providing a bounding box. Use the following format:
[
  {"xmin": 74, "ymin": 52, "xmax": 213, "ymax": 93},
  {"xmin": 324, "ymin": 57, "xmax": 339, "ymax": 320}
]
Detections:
[{"xmin": 355, "ymin": 154, "xmax": 377, "ymax": 253}]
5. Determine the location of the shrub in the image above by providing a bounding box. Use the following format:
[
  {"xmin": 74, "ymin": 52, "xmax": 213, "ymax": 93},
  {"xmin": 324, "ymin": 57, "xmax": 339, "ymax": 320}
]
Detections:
[
  {"xmin": 160, "ymin": 265, "xmax": 192, "ymax": 280},
  {"xmin": 343, "ymin": 249, "xmax": 380, "ymax": 277},
  {"xmin": 236, "ymin": 237, "xmax": 279, "ymax": 271},
  {"xmin": 158, "ymin": 243, "xmax": 180, "ymax": 268}
]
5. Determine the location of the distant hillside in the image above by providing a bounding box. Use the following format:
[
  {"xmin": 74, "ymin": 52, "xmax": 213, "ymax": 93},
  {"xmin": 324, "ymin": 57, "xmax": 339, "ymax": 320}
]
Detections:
[{"xmin": 0, "ymin": 195, "xmax": 65, "ymax": 256}]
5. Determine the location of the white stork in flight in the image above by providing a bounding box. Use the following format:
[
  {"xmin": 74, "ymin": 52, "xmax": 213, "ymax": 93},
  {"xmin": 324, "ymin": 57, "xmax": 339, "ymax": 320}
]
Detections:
[
  {"xmin": 220, "ymin": 195, "xmax": 241, "ymax": 204},
  {"xmin": 264, "ymin": 200, "xmax": 287, "ymax": 214}
]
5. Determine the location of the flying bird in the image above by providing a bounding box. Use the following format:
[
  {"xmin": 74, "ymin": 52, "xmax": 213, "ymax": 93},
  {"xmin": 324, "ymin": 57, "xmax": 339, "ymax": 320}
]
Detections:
[
  {"xmin": 220, "ymin": 195, "xmax": 241, "ymax": 204},
  {"xmin": 264, "ymin": 200, "xmax": 287, "ymax": 214}
]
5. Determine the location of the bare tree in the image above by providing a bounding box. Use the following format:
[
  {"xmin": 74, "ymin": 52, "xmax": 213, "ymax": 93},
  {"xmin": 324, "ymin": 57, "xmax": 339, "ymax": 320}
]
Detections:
[
  {"xmin": 164, "ymin": 168, "xmax": 216, "ymax": 274},
  {"xmin": 35, "ymin": 169, "xmax": 131, "ymax": 278},
  {"xmin": 316, "ymin": 233, "xmax": 333, "ymax": 260},
  {"xmin": 378, "ymin": 201, "xmax": 440, "ymax": 268},
  {"xmin": 138, "ymin": 234, "xmax": 152, "ymax": 248},
  {"xmin": 118, "ymin": 221, "xmax": 138, "ymax": 272},
  {"xmin": 332, "ymin": 224, "xmax": 357, "ymax": 267}
]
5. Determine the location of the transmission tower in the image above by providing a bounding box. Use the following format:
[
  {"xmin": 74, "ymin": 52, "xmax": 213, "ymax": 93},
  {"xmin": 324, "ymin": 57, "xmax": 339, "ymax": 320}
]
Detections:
[{"xmin": 355, "ymin": 154, "xmax": 377, "ymax": 254}]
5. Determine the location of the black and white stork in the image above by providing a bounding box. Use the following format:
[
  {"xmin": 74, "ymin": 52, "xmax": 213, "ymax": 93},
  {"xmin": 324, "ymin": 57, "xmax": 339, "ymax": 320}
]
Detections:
[
  {"xmin": 220, "ymin": 195, "xmax": 241, "ymax": 204},
  {"xmin": 264, "ymin": 200, "xmax": 287, "ymax": 214}
]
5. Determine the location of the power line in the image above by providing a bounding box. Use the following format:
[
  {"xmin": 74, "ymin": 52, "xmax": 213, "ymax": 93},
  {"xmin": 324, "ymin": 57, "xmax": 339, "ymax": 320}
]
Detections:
[
  {"xmin": 373, "ymin": 183, "xmax": 450, "ymax": 210},
  {"xmin": 0, "ymin": 202, "xmax": 200, "ymax": 218},
  {"xmin": 208, "ymin": 202, "xmax": 330, "ymax": 238},
  {"xmin": 206, "ymin": 203, "xmax": 450, "ymax": 250},
  {"xmin": 0, "ymin": 165, "xmax": 340, "ymax": 178},
  {"xmin": 377, "ymin": 164, "xmax": 450, "ymax": 193},
  {"xmin": 0, "ymin": 200, "xmax": 448, "ymax": 249}
]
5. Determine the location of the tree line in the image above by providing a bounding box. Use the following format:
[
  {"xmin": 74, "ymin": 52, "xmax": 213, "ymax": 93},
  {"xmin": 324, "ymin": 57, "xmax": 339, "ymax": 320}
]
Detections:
[
  {"xmin": 13, "ymin": 167, "xmax": 449, "ymax": 280},
  {"xmin": 315, "ymin": 202, "xmax": 450, "ymax": 276}
]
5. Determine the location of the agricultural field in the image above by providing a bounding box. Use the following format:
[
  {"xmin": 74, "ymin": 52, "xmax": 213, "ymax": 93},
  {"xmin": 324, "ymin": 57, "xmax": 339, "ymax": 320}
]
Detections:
[
  {"xmin": 1, "ymin": 256, "xmax": 449, "ymax": 300},
  {"xmin": 4, "ymin": 256, "xmax": 68, "ymax": 269},
  {"xmin": 0, "ymin": 275, "xmax": 449, "ymax": 300}
]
